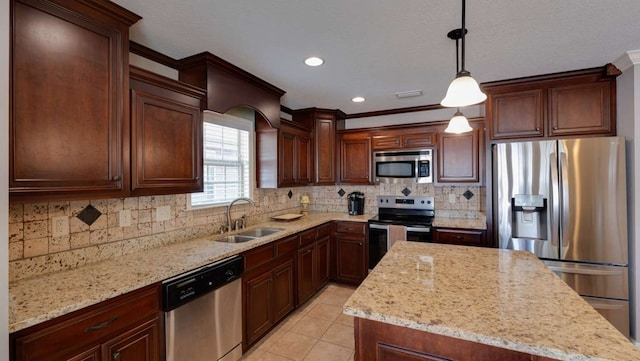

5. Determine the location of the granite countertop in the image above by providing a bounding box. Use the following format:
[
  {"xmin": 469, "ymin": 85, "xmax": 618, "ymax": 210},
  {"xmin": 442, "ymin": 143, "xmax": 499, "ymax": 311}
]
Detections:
[
  {"xmin": 344, "ymin": 242, "xmax": 640, "ymax": 361},
  {"xmin": 9, "ymin": 212, "xmax": 372, "ymax": 333}
]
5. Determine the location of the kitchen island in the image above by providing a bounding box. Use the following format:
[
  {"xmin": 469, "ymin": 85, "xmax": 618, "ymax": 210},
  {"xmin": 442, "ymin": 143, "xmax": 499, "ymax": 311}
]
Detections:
[{"xmin": 343, "ymin": 242, "xmax": 640, "ymax": 361}]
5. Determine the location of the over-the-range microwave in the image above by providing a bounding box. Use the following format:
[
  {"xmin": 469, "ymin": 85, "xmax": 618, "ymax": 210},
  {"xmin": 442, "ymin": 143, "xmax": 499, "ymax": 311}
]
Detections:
[{"xmin": 373, "ymin": 149, "xmax": 432, "ymax": 184}]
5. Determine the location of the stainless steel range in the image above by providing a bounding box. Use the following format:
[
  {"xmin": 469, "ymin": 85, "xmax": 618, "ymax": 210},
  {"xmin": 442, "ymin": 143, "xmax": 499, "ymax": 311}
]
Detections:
[{"xmin": 368, "ymin": 196, "xmax": 435, "ymax": 269}]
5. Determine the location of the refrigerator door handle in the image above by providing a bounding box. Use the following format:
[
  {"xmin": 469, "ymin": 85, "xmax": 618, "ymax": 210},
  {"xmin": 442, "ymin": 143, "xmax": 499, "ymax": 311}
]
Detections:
[
  {"xmin": 547, "ymin": 265, "xmax": 625, "ymax": 276},
  {"xmin": 549, "ymin": 152, "xmax": 560, "ymax": 247},
  {"xmin": 559, "ymin": 151, "xmax": 570, "ymax": 255}
]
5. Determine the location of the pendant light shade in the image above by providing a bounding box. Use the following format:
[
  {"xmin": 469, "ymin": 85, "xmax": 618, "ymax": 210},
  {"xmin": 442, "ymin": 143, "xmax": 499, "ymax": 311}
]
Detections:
[
  {"xmin": 444, "ymin": 110, "xmax": 473, "ymax": 134},
  {"xmin": 441, "ymin": 71, "xmax": 487, "ymax": 107},
  {"xmin": 440, "ymin": 0, "xmax": 486, "ymax": 108}
]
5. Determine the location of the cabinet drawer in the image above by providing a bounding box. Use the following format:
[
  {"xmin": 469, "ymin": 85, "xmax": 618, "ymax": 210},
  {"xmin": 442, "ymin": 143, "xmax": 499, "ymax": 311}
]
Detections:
[
  {"xmin": 298, "ymin": 228, "xmax": 317, "ymax": 247},
  {"xmin": 244, "ymin": 244, "xmax": 275, "ymax": 270},
  {"xmin": 12, "ymin": 284, "xmax": 159, "ymax": 361},
  {"xmin": 316, "ymin": 223, "xmax": 331, "ymax": 239},
  {"xmin": 435, "ymin": 229, "xmax": 485, "ymax": 246},
  {"xmin": 276, "ymin": 235, "xmax": 298, "ymax": 257},
  {"xmin": 336, "ymin": 221, "xmax": 367, "ymax": 235}
]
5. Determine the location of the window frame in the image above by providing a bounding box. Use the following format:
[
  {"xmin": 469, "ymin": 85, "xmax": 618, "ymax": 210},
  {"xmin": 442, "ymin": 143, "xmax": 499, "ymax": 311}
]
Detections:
[{"xmin": 187, "ymin": 110, "xmax": 255, "ymax": 209}]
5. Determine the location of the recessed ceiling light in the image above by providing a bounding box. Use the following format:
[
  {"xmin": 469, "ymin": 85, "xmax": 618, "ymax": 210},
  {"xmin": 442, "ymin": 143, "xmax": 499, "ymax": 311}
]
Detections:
[
  {"xmin": 304, "ymin": 57, "xmax": 324, "ymax": 66},
  {"xmin": 352, "ymin": 97, "xmax": 366, "ymax": 103}
]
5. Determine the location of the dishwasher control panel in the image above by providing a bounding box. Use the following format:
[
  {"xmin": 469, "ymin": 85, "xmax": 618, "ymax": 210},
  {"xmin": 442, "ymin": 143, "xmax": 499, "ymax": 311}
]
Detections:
[{"xmin": 162, "ymin": 255, "xmax": 243, "ymax": 311}]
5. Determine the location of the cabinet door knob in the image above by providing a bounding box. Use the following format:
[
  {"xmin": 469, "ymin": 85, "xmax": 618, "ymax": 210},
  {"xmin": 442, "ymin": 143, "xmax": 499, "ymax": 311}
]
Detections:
[
  {"xmin": 535, "ymin": 127, "xmax": 540, "ymax": 131},
  {"xmin": 553, "ymin": 126, "xmax": 558, "ymax": 130},
  {"xmin": 112, "ymin": 175, "xmax": 121, "ymax": 181},
  {"xmin": 359, "ymin": 242, "xmax": 363, "ymax": 246},
  {"xmin": 195, "ymin": 176, "xmax": 199, "ymax": 180},
  {"xmin": 112, "ymin": 352, "xmax": 121, "ymax": 360}
]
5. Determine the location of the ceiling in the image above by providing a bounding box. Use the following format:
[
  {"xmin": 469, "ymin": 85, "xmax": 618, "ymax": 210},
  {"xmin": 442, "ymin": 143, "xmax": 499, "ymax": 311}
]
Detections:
[{"xmin": 114, "ymin": 0, "xmax": 640, "ymax": 115}]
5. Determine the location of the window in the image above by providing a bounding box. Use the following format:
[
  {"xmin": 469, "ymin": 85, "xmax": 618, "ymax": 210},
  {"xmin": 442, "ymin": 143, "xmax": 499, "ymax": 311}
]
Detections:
[{"xmin": 189, "ymin": 111, "xmax": 254, "ymax": 208}]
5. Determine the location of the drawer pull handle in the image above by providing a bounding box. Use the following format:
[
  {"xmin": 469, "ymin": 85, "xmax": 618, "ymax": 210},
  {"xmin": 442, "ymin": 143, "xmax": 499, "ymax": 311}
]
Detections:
[
  {"xmin": 112, "ymin": 352, "xmax": 121, "ymax": 360},
  {"xmin": 454, "ymin": 235, "xmax": 464, "ymax": 240},
  {"xmin": 84, "ymin": 316, "xmax": 118, "ymax": 332}
]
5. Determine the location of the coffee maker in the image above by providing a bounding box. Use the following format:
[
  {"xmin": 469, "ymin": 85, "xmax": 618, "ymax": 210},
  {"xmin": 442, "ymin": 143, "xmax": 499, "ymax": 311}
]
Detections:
[{"xmin": 348, "ymin": 192, "xmax": 365, "ymax": 215}]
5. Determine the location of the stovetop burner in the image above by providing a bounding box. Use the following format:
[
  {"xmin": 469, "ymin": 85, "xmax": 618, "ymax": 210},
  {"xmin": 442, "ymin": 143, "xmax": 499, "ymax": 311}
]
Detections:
[{"xmin": 370, "ymin": 196, "xmax": 435, "ymax": 227}]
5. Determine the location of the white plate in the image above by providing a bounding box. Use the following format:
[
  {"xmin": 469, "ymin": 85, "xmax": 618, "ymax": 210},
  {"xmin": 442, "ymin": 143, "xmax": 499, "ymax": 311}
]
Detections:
[{"xmin": 271, "ymin": 213, "xmax": 305, "ymax": 221}]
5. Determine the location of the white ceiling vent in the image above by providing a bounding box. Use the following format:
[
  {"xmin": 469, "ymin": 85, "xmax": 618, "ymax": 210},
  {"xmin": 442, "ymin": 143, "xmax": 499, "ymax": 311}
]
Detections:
[{"xmin": 395, "ymin": 89, "xmax": 423, "ymax": 99}]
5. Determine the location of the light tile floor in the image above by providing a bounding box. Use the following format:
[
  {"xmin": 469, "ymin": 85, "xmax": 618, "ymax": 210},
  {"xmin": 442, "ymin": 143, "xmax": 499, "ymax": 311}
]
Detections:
[{"xmin": 241, "ymin": 283, "xmax": 357, "ymax": 361}]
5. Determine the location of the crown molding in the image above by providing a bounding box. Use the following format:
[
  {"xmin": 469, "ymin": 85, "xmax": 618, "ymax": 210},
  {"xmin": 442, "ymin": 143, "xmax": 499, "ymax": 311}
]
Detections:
[{"xmin": 613, "ymin": 50, "xmax": 640, "ymax": 72}]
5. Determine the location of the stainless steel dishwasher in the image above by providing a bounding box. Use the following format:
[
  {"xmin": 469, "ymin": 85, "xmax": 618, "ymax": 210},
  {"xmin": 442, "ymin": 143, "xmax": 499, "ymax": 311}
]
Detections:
[{"xmin": 163, "ymin": 256, "xmax": 243, "ymax": 361}]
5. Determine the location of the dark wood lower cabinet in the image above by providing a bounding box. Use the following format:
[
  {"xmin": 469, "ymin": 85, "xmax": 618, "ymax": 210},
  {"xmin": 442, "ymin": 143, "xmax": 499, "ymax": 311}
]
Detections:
[
  {"xmin": 297, "ymin": 243, "xmax": 316, "ymax": 305},
  {"xmin": 354, "ymin": 318, "xmax": 559, "ymax": 361},
  {"xmin": 316, "ymin": 236, "xmax": 330, "ymax": 288},
  {"xmin": 10, "ymin": 284, "xmax": 162, "ymax": 361},
  {"xmin": 273, "ymin": 259, "xmax": 295, "ymax": 321},
  {"xmin": 244, "ymin": 270, "xmax": 273, "ymax": 347},
  {"xmin": 334, "ymin": 221, "xmax": 368, "ymax": 285},
  {"xmin": 242, "ymin": 235, "xmax": 297, "ymax": 351},
  {"xmin": 433, "ymin": 228, "xmax": 487, "ymax": 247}
]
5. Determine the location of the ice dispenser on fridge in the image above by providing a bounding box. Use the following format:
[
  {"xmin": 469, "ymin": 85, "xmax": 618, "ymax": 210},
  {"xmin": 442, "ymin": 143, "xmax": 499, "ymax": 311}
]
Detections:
[{"xmin": 509, "ymin": 194, "xmax": 548, "ymax": 254}]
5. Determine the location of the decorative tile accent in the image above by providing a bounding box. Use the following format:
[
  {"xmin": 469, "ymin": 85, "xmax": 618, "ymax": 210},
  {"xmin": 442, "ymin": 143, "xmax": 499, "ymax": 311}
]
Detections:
[
  {"xmin": 76, "ymin": 205, "xmax": 102, "ymax": 226},
  {"xmin": 338, "ymin": 189, "xmax": 346, "ymax": 197},
  {"xmin": 463, "ymin": 189, "xmax": 474, "ymax": 200},
  {"xmin": 288, "ymin": 190, "xmax": 293, "ymax": 199},
  {"xmin": 401, "ymin": 187, "xmax": 412, "ymax": 196}
]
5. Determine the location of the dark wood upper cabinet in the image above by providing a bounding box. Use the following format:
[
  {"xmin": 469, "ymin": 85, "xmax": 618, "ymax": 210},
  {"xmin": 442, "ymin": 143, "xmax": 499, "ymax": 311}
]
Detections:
[
  {"xmin": 130, "ymin": 67, "xmax": 205, "ymax": 196},
  {"xmin": 487, "ymin": 88, "xmax": 544, "ymax": 139},
  {"xmin": 371, "ymin": 132, "xmax": 435, "ymax": 150},
  {"xmin": 548, "ymin": 81, "xmax": 613, "ymax": 136},
  {"xmin": 176, "ymin": 52, "xmax": 285, "ymax": 129},
  {"xmin": 338, "ymin": 132, "xmax": 372, "ymax": 184},
  {"xmin": 10, "ymin": 0, "xmax": 140, "ymax": 202},
  {"xmin": 278, "ymin": 121, "xmax": 313, "ymax": 187},
  {"xmin": 437, "ymin": 127, "xmax": 480, "ymax": 183},
  {"xmin": 257, "ymin": 116, "xmax": 312, "ymax": 188},
  {"xmin": 484, "ymin": 66, "xmax": 617, "ymax": 140},
  {"xmin": 291, "ymin": 108, "xmax": 345, "ymax": 185}
]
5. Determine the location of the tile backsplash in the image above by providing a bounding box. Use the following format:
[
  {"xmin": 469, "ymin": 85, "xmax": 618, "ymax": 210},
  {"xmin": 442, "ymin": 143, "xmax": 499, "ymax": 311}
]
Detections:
[{"xmin": 8, "ymin": 184, "xmax": 484, "ymax": 281}]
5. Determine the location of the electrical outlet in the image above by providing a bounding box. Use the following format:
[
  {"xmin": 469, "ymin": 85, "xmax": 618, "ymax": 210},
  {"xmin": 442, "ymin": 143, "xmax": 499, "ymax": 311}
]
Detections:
[
  {"xmin": 52, "ymin": 216, "xmax": 69, "ymax": 237},
  {"xmin": 449, "ymin": 193, "xmax": 457, "ymax": 203},
  {"xmin": 156, "ymin": 206, "xmax": 171, "ymax": 222},
  {"xmin": 119, "ymin": 209, "xmax": 131, "ymax": 227}
]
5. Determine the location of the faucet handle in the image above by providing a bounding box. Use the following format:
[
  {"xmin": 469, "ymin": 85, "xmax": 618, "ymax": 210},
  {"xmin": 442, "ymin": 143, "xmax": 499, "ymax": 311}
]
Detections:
[
  {"xmin": 240, "ymin": 215, "xmax": 247, "ymax": 229},
  {"xmin": 219, "ymin": 224, "xmax": 227, "ymax": 234}
]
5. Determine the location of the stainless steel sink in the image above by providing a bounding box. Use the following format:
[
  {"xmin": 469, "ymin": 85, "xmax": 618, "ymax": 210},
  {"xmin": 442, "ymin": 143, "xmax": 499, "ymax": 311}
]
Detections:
[
  {"xmin": 238, "ymin": 228, "xmax": 284, "ymax": 237},
  {"xmin": 215, "ymin": 235, "xmax": 257, "ymax": 243}
]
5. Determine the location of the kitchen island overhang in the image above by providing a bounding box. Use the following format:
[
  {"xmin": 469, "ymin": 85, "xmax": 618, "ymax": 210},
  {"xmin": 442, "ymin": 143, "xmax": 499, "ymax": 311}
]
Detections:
[{"xmin": 344, "ymin": 242, "xmax": 640, "ymax": 361}]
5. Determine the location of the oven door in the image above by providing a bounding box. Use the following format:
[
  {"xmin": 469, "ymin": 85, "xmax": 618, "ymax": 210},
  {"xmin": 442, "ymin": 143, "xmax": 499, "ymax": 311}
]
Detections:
[
  {"xmin": 368, "ymin": 223, "xmax": 390, "ymax": 270},
  {"xmin": 406, "ymin": 226, "xmax": 432, "ymax": 243}
]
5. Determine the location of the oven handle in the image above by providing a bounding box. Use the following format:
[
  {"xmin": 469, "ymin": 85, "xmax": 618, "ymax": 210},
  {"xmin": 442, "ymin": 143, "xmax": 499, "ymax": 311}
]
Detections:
[
  {"xmin": 406, "ymin": 226, "xmax": 431, "ymax": 233},
  {"xmin": 369, "ymin": 224, "xmax": 390, "ymax": 230}
]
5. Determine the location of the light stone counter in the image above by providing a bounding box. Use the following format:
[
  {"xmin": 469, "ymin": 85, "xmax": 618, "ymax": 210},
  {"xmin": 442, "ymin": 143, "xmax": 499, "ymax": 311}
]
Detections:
[
  {"xmin": 9, "ymin": 212, "xmax": 372, "ymax": 333},
  {"xmin": 344, "ymin": 241, "xmax": 640, "ymax": 361}
]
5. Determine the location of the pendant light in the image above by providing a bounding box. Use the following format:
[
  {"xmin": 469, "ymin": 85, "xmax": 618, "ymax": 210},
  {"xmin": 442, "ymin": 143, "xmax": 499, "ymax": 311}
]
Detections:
[
  {"xmin": 444, "ymin": 29, "xmax": 472, "ymax": 134},
  {"xmin": 440, "ymin": 0, "xmax": 486, "ymax": 108}
]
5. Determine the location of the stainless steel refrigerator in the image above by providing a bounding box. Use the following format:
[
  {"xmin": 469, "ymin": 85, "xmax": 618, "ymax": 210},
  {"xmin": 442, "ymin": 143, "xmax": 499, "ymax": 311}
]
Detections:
[{"xmin": 493, "ymin": 136, "xmax": 629, "ymax": 337}]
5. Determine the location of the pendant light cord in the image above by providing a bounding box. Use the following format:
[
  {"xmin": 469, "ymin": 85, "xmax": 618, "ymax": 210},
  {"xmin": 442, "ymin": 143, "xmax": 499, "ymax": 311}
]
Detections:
[{"xmin": 461, "ymin": 0, "xmax": 466, "ymax": 73}]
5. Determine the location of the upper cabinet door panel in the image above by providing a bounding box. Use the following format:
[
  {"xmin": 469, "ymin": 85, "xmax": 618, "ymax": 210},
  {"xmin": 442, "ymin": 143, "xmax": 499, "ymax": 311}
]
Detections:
[
  {"xmin": 488, "ymin": 89, "xmax": 544, "ymax": 140},
  {"xmin": 10, "ymin": 0, "xmax": 140, "ymax": 202},
  {"xmin": 315, "ymin": 117, "xmax": 336, "ymax": 184},
  {"xmin": 548, "ymin": 81, "xmax": 613, "ymax": 137},
  {"xmin": 130, "ymin": 68, "xmax": 205, "ymax": 196}
]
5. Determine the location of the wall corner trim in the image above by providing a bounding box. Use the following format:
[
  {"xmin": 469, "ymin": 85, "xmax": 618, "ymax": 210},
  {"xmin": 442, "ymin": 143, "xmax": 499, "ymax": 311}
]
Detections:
[{"xmin": 613, "ymin": 50, "xmax": 640, "ymax": 72}]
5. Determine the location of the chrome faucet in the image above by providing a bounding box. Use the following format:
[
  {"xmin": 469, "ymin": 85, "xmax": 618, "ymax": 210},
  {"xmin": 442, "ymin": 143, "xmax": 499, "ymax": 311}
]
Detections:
[{"xmin": 226, "ymin": 197, "xmax": 256, "ymax": 231}]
